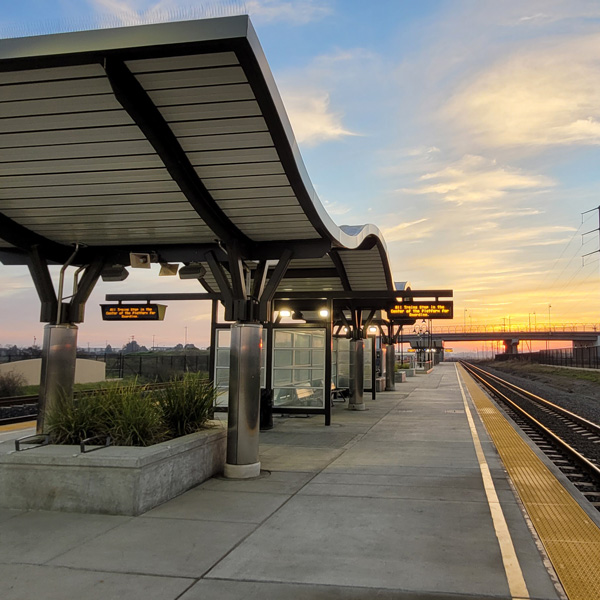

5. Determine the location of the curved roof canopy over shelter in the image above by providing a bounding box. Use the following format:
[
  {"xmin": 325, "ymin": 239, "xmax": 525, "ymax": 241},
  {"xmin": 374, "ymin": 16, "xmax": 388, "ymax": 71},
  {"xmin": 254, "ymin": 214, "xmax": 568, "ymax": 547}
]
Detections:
[{"xmin": 0, "ymin": 16, "xmax": 394, "ymax": 305}]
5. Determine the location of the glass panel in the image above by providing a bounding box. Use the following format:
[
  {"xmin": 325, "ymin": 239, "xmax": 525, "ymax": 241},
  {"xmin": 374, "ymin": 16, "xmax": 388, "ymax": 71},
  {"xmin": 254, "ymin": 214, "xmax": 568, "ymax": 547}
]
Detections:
[
  {"xmin": 312, "ymin": 350, "xmax": 324, "ymax": 367},
  {"xmin": 273, "ymin": 369, "xmax": 293, "ymax": 386},
  {"xmin": 274, "ymin": 388, "xmax": 295, "ymax": 406},
  {"xmin": 312, "ymin": 334, "xmax": 325, "ymax": 348},
  {"xmin": 215, "ymin": 389, "xmax": 229, "ymax": 407},
  {"xmin": 216, "ymin": 369, "xmax": 230, "ymax": 386},
  {"xmin": 294, "ymin": 332, "xmax": 311, "ymax": 347},
  {"xmin": 310, "ymin": 368, "xmax": 325, "ymax": 383},
  {"xmin": 294, "ymin": 349, "xmax": 311, "ymax": 366},
  {"xmin": 293, "ymin": 368, "xmax": 311, "ymax": 384},
  {"xmin": 272, "ymin": 328, "xmax": 327, "ymax": 410},
  {"xmin": 216, "ymin": 348, "xmax": 230, "ymax": 367},
  {"xmin": 217, "ymin": 329, "xmax": 231, "ymax": 348},
  {"xmin": 274, "ymin": 331, "xmax": 293, "ymax": 347},
  {"xmin": 274, "ymin": 350, "xmax": 293, "ymax": 367},
  {"xmin": 292, "ymin": 388, "xmax": 324, "ymax": 408}
]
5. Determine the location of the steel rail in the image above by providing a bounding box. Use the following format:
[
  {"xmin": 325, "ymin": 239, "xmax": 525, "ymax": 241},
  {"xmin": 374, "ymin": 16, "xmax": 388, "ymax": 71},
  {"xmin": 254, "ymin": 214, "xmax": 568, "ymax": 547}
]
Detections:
[
  {"xmin": 464, "ymin": 361, "xmax": 600, "ymax": 436},
  {"xmin": 460, "ymin": 361, "xmax": 600, "ymax": 481}
]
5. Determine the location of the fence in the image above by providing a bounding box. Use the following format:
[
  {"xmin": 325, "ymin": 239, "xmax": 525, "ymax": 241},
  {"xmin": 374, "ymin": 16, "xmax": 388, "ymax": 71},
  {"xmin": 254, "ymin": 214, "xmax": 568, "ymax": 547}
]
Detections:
[
  {"xmin": 0, "ymin": 352, "xmax": 210, "ymax": 380},
  {"xmin": 497, "ymin": 346, "xmax": 600, "ymax": 369}
]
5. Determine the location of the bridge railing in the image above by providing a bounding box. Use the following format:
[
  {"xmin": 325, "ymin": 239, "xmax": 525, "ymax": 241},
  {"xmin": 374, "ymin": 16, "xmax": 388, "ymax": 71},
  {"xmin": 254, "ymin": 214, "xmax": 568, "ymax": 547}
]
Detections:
[{"xmin": 424, "ymin": 323, "xmax": 600, "ymax": 335}]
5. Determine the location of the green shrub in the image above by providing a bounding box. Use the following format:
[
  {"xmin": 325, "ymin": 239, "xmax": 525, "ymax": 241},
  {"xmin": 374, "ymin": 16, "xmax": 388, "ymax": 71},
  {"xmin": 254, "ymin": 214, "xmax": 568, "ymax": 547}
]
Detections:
[
  {"xmin": 101, "ymin": 382, "xmax": 165, "ymax": 447},
  {"xmin": 395, "ymin": 362, "xmax": 411, "ymax": 371},
  {"xmin": 47, "ymin": 381, "xmax": 165, "ymax": 447},
  {"xmin": 157, "ymin": 372, "xmax": 217, "ymax": 438},
  {"xmin": 46, "ymin": 390, "xmax": 108, "ymax": 445},
  {"xmin": 46, "ymin": 374, "xmax": 217, "ymax": 447},
  {"xmin": 0, "ymin": 371, "xmax": 26, "ymax": 397}
]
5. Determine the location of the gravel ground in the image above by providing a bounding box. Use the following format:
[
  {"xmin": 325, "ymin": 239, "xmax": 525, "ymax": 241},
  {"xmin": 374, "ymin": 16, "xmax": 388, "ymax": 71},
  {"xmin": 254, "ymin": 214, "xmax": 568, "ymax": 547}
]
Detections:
[
  {"xmin": 471, "ymin": 361, "xmax": 600, "ymax": 465},
  {"xmin": 477, "ymin": 361, "xmax": 600, "ymax": 425}
]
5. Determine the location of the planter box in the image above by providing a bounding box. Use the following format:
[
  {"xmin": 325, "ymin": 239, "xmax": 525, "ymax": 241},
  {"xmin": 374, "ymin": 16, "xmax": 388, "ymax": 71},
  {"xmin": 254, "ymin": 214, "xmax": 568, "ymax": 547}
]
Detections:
[
  {"xmin": 396, "ymin": 371, "xmax": 407, "ymax": 383},
  {"xmin": 403, "ymin": 368, "xmax": 416, "ymax": 377},
  {"xmin": 0, "ymin": 423, "xmax": 226, "ymax": 516}
]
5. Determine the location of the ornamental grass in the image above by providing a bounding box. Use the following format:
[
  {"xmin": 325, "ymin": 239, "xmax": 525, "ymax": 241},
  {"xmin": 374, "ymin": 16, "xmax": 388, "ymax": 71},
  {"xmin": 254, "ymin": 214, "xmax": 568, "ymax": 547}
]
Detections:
[
  {"xmin": 156, "ymin": 372, "xmax": 217, "ymax": 438},
  {"xmin": 46, "ymin": 374, "xmax": 217, "ymax": 447}
]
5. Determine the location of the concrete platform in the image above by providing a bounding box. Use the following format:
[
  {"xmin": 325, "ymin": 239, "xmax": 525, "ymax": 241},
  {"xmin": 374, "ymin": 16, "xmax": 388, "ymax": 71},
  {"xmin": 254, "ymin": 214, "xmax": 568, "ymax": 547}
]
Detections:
[{"xmin": 0, "ymin": 363, "xmax": 563, "ymax": 600}]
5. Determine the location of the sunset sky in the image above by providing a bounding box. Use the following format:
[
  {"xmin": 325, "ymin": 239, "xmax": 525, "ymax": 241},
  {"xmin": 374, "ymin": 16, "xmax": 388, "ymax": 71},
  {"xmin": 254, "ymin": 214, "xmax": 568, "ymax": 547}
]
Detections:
[{"xmin": 0, "ymin": 0, "xmax": 599, "ymax": 351}]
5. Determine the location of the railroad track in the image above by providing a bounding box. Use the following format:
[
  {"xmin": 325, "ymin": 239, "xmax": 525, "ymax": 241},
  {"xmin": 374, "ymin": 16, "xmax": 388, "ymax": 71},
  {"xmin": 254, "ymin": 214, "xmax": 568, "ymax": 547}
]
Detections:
[
  {"xmin": 460, "ymin": 360, "xmax": 600, "ymax": 510},
  {"xmin": 0, "ymin": 382, "xmax": 170, "ymax": 427}
]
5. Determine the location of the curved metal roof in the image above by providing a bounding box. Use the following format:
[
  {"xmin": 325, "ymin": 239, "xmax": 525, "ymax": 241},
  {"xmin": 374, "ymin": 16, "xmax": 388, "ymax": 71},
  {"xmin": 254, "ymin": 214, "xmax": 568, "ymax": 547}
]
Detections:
[{"xmin": 0, "ymin": 16, "xmax": 394, "ymax": 293}]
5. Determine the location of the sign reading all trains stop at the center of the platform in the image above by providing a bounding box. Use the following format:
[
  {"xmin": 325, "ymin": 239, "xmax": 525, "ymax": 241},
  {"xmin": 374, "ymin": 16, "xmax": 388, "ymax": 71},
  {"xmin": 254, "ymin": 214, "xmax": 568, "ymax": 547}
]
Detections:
[
  {"xmin": 101, "ymin": 304, "xmax": 167, "ymax": 321},
  {"xmin": 389, "ymin": 301, "xmax": 453, "ymax": 319}
]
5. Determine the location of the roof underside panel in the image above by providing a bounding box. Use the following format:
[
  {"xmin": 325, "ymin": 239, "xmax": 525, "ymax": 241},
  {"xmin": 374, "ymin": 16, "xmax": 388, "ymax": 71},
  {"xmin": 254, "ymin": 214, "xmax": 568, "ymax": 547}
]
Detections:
[
  {"xmin": 127, "ymin": 52, "xmax": 319, "ymax": 243},
  {"xmin": 0, "ymin": 17, "xmax": 394, "ymax": 294},
  {"xmin": 273, "ymin": 255, "xmax": 343, "ymax": 293},
  {"xmin": 337, "ymin": 247, "xmax": 389, "ymax": 291},
  {"xmin": 0, "ymin": 62, "xmax": 213, "ymax": 247}
]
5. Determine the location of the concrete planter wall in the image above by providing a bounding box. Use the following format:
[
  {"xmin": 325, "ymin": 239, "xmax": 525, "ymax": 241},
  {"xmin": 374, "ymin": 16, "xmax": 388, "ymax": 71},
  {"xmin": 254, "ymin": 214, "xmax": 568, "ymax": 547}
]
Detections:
[{"xmin": 0, "ymin": 423, "xmax": 226, "ymax": 516}]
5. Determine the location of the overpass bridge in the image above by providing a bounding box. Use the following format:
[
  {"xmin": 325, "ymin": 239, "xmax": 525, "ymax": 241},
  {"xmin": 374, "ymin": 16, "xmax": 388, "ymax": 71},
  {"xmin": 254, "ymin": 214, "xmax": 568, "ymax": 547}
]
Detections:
[{"xmin": 400, "ymin": 323, "xmax": 600, "ymax": 354}]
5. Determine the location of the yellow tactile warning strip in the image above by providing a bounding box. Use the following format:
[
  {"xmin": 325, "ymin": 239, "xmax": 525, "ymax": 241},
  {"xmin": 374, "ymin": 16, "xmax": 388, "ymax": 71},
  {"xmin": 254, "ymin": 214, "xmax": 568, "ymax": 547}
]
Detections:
[
  {"xmin": 0, "ymin": 420, "xmax": 35, "ymax": 432},
  {"xmin": 458, "ymin": 364, "xmax": 600, "ymax": 600}
]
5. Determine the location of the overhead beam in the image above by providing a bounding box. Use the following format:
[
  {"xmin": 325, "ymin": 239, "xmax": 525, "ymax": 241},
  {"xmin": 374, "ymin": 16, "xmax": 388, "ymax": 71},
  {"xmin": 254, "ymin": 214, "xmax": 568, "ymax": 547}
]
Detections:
[
  {"xmin": 0, "ymin": 213, "xmax": 74, "ymax": 264},
  {"xmin": 27, "ymin": 245, "xmax": 58, "ymax": 323},
  {"xmin": 106, "ymin": 292, "xmax": 220, "ymax": 301},
  {"xmin": 274, "ymin": 268, "xmax": 338, "ymax": 279},
  {"xmin": 102, "ymin": 57, "xmax": 251, "ymax": 251},
  {"xmin": 258, "ymin": 248, "xmax": 293, "ymax": 322},
  {"xmin": 104, "ymin": 289, "xmax": 452, "ymax": 303},
  {"xmin": 68, "ymin": 258, "xmax": 105, "ymax": 323},
  {"xmin": 329, "ymin": 250, "xmax": 352, "ymax": 291},
  {"xmin": 274, "ymin": 290, "xmax": 453, "ymax": 300}
]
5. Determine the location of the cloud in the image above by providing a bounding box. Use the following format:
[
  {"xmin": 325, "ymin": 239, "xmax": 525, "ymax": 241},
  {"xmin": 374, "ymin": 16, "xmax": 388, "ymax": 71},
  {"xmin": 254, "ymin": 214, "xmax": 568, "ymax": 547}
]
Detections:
[
  {"xmin": 381, "ymin": 218, "xmax": 430, "ymax": 243},
  {"xmin": 89, "ymin": 0, "xmax": 185, "ymax": 26},
  {"xmin": 245, "ymin": 0, "xmax": 333, "ymax": 24},
  {"xmin": 443, "ymin": 32, "xmax": 600, "ymax": 148},
  {"xmin": 278, "ymin": 88, "xmax": 358, "ymax": 145},
  {"xmin": 401, "ymin": 155, "xmax": 554, "ymax": 204},
  {"xmin": 322, "ymin": 199, "xmax": 351, "ymax": 216},
  {"xmin": 88, "ymin": 0, "xmax": 331, "ymax": 27}
]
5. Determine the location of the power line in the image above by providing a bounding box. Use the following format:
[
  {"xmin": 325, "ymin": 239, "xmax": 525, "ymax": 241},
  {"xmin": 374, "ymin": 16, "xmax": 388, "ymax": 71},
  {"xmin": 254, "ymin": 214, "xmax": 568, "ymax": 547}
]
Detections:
[{"xmin": 582, "ymin": 205, "xmax": 600, "ymax": 266}]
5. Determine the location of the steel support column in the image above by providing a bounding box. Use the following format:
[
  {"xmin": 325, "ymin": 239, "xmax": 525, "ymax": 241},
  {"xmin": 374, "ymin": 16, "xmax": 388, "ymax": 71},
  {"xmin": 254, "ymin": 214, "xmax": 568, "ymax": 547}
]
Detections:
[
  {"xmin": 348, "ymin": 339, "xmax": 365, "ymax": 410},
  {"xmin": 37, "ymin": 323, "xmax": 78, "ymax": 434},
  {"xmin": 224, "ymin": 323, "xmax": 262, "ymax": 479},
  {"xmin": 324, "ymin": 298, "xmax": 333, "ymax": 426},
  {"xmin": 386, "ymin": 343, "xmax": 396, "ymax": 391},
  {"xmin": 371, "ymin": 337, "xmax": 376, "ymax": 400}
]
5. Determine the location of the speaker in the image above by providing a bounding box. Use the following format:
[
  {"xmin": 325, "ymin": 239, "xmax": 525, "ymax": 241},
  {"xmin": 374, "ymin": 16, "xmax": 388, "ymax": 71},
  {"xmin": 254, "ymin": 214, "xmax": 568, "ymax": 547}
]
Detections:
[
  {"xmin": 159, "ymin": 263, "xmax": 179, "ymax": 276},
  {"xmin": 178, "ymin": 263, "xmax": 206, "ymax": 279},
  {"xmin": 100, "ymin": 265, "xmax": 129, "ymax": 282},
  {"xmin": 129, "ymin": 253, "xmax": 152, "ymax": 269}
]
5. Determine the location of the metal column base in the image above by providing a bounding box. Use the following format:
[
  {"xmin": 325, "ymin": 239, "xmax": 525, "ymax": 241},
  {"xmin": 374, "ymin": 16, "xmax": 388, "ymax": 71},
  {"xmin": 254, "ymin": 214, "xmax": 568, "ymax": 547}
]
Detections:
[
  {"xmin": 224, "ymin": 461, "xmax": 261, "ymax": 479},
  {"xmin": 348, "ymin": 403, "xmax": 366, "ymax": 411}
]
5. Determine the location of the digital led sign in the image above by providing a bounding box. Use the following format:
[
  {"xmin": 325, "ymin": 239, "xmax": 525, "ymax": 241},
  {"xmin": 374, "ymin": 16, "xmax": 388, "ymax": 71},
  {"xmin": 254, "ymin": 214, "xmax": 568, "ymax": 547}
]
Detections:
[
  {"xmin": 389, "ymin": 301, "xmax": 453, "ymax": 319},
  {"xmin": 101, "ymin": 304, "xmax": 167, "ymax": 321}
]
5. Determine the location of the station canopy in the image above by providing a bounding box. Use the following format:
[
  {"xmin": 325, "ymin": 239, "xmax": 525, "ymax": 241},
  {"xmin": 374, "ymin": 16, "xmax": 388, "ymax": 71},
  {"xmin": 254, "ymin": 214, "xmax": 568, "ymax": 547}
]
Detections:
[{"xmin": 0, "ymin": 16, "xmax": 395, "ymax": 297}]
